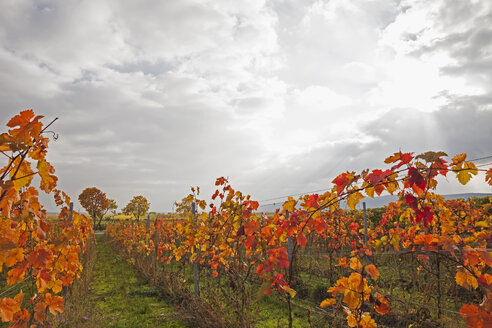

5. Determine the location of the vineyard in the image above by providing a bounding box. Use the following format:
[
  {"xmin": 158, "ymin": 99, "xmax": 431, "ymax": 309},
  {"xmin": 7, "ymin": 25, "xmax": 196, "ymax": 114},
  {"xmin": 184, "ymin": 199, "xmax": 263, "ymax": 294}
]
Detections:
[
  {"xmin": 0, "ymin": 111, "xmax": 93, "ymax": 327},
  {"xmin": 1, "ymin": 110, "xmax": 492, "ymax": 327},
  {"xmin": 105, "ymin": 156, "xmax": 492, "ymax": 327}
]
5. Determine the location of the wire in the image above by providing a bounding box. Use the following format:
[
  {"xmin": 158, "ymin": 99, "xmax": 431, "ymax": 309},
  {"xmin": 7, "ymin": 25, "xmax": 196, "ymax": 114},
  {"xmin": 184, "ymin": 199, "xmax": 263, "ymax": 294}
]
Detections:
[
  {"xmin": 0, "ymin": 278, "xmax": 28, "ymax": 297},
  {"xmin": 258, "ymin": 188, "xmax": 332, "ymax": 203},
  {"xmin": 476, "ymin": 161, "xmax": 492, "ymax": 168},
  {"xmin": 255, "ymin": 154, "xmax": 492, "ymax": 209},
  {"xmin": 295, "ymin": 248, "xmax": 492, "ymax": 258},
  {"xmin": 469, "ymin": 155, "xmax": 492, "ymax": 162}
]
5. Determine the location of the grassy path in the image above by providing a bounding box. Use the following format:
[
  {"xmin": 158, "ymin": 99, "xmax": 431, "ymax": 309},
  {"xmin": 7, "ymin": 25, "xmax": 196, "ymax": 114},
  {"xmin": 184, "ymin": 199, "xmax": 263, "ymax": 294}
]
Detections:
[{"xmin": 90, "ymin": 234, "xmax": 188, "ymax": 328}]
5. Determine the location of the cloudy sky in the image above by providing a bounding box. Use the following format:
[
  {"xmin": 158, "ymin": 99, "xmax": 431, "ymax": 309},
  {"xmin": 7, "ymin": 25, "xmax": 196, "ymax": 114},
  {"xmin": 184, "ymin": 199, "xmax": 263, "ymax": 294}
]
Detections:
[{"xmin": 1, "ymin": 0, "xmax": 491, "ymax": 212}]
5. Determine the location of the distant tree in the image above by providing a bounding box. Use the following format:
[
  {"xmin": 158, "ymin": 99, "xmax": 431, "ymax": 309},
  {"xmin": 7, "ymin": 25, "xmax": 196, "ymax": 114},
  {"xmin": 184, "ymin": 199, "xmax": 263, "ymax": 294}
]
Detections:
[
  {"xmin": 107, "ymin": 199, "xmax": 118, "ymax": 219},
  {"xmin": 78, "ymin": 187, "xmax": 110, "ymax": 229},
  {"xmin": 123, "ymin": 195, "xmax": 150, "ymax": 221}
]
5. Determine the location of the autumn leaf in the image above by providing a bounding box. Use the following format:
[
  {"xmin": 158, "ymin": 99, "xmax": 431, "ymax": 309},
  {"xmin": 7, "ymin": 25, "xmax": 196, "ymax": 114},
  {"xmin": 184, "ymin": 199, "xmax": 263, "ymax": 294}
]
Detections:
[
  {"xmin": 36, "ymin": 269, "xmax": 52, "ymax": 292},
  {"xmin": 452, "ymin": 153, "xmax": 467, "ymax": 165},
  {"xmin": 37, "ymin": 160, "xmax": 58, "ymax": 192},
  {"xmin": 346, "ymin": 313, "xmax": 358, "ymax": 327},
  {"xmin": 365, "ymin": 185, "xmax": 375, "ymax": 198},
  {"xmin": 10, "ymin": 160, "xmax": 34, "ymax": 190},
  {"xmin": 486, "ymin": 168, "xmax": 492, "ymax": 186},
  {"xmin": 34, "ymin": 301, "xmax": 47, "ymax": 322},
  {"xmin": 50, "ymin": 279, "xmax": 63, "ymax": 294},
  {"xmin": 337, "ymin": 257, "xmax": 348, "ymax": 267},
  {"xmin": 459, "ymin": 303, "xmax": 491, "ymax": 328},
  {"xmin": 305, "ymin": 194, "xmax": 319, "ymax": 209},
  {"xmin": 44, "ymin": 293, "xmax": 64, "ymax": 315},
  {"xmin": 282, "ymin": 286, "xmax": 297, "ymax": 298},
  {"xmin": 5, "ymin": 248, "xmax": 24, "ymax": 268},
  {"xmin": 406, "ymin": 167, "xmax": 426, "ymax": 194},
  {"xmin": 454, "ymin": 161, "xmax": 478, "ymax": 185},
  {"xmin": 416, "ymin": 151, "xmax": 447, "ymax": 163},
  {"xmin": 347, "ymin": 192, "xmax": 364, "ymax": 210},
  {"xmin": 374, "ymin": 292, "xmax": 389, "ymax": 315},
  {"xmin": 456, "ymin": 267, "xmax": 478, "ymax": 290},
  {"xmin": 282, "ymin": 197, "xmax": 297, "ymax": 212},
  {"xmin": 7, "ymin": 110, "xmax": 35, "ymax": 128},
  {"xmin": 365, "ymin": 264, "xmax": 380, "ymax": 280},
  {"xmin": 349, "ymin": 257, "xmax": 363, "ymax": 271},
  {"xmin": 0, "ymin": 188, "xmax": 20, "ymax": 218},
  {"xmin": 244, "ymin": 220, "xmax": 259, "ymax": 236},
  {"xmin": 332, "ymin": 172, "xmax": 355, "ymax": 196},
  {"xmin": 359, "ymin": 313, "xmax": 377, "ymax": 328},
  {"xmin": 0, "ymin": 292, "xmax": 22, "ymax": 322},
  {"xmin": 297, "ymin": 232, "xmax": 307, "ymax": 248},
  {"xmin": 320, "ymin": 298, "xmax": 336, "ymax": 307}
]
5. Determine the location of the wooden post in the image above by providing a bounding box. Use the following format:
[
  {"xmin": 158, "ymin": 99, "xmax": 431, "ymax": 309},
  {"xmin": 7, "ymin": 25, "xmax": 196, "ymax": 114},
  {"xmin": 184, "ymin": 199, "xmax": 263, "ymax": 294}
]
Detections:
[
  {"xmin": 69, "ymin": 202, "xmax": 73, "ymax": 222},
  {"xmin": 192, "ymin": 202, "xmax": 199, "ymax": 297},
  {"xmin": 363, "ymin": 202, "xmax": 368, "ymax": 265},
  {"xmin": 63, "ymin": 202, "xmax": 74, "ymax": 299},
  {"xmin": 287, "ymin": 212, "xmax": 292, "ymax": 264},
  {"xmin": 147, "ymin": 214, "xmax": 150, "ymax": 246},
  {"xmin": 285, "ymin": 211, "xmax": 293, "ymax": 328}
]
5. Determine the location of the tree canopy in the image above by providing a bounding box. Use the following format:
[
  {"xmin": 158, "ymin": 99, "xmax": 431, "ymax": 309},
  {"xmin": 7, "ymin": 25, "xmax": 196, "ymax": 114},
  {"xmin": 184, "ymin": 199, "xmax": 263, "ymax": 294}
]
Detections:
[
  {"xmin": 78, "ymin": 187, "xmax": 110, "ymax": 229},
  {"xmin": 123, "ymin": 195, "xmax": 150, "ymax": 221}
]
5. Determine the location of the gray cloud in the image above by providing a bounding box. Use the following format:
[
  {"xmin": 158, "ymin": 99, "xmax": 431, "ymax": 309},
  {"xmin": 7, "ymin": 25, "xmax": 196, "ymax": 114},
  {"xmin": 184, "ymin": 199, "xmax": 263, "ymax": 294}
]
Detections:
[{"xmin": 1, "ymin": 0, "xmax": 491, "ymax": 212}]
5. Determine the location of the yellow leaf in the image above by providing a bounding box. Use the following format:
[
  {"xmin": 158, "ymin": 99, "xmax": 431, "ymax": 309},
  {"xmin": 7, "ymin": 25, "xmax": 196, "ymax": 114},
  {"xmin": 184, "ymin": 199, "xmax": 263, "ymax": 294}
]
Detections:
[
  {"xmin": 455, "ymin": 267, "xmax": 478, "ymax": 290},
  {"xmin": 320, "ymin": 298, "xmax": 336, "ymax": 307},
  {"xmin": 347, "ymin": 313, "xmax": 358, "ymax": 327},
  {"xmin": 282, "ymin": 197, "xmax": 297, "ymax": 212},
  {"xmin": 349, "ymin": 257, "xmax": 363, "ymax": 271},
  {"xmin": 455, "ymin": 162, "xmax": 477, "ymax": 185},
  {"xmin": 347, "ymin": 192, "xmax": 364, "ymax": 210},
  {"xmin": 360, "ymin": 313, "xmax": 377, "ymax": 328},
  {"xmin": 282, "ymin": 286, "xmax": 296, "ymax": 298}
]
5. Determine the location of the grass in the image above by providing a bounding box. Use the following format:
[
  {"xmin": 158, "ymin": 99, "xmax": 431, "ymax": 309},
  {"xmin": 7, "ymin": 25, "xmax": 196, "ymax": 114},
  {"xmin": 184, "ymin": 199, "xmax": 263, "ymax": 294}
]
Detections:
[{"xmin": 89, "ymin": 234, "xmax": 188, "ymax": 328}]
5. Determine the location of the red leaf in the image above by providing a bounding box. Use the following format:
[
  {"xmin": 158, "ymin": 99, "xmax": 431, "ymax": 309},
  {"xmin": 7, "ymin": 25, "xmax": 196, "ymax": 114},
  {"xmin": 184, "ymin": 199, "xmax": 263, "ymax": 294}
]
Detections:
[
  {"xmin": 407, "ymin": 167, "xmax": 426, "ymax": 194},
  {"xmin": 305, "ymin": 194, "xmax": 319, "ymax": 208},
  {"xmin": 244, "ymin": 221, "xmax": 259, "ymax": 236},
  {"xmin": 297, "ymin": 233, "xmax": 307, "ymax": 248}
]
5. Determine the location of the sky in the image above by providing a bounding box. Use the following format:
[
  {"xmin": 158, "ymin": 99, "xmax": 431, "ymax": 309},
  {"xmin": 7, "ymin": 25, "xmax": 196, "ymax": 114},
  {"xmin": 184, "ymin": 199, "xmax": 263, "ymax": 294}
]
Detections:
[{"xmin": 1, "ymin": 0, "xmax": 491, "ymax": 212}]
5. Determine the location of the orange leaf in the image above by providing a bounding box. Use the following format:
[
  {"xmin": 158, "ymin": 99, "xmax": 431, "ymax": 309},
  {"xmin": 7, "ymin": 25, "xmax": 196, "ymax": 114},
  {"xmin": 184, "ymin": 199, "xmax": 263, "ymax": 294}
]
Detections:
[
  {"xmin": 244, "ymin": 221, "xmax": 259, "ymax": 236},
  {"xmin": 36, "ymin": 269, "xmax": 52, "ymax": 292},
  {"xmin": 337, "ymin": 257, "xmax": 348, "ymax": 267},
  {"xmin": 486, "ymin": 168, "xmax": 492, "ymax": 186},
  {"xmin": 360, "ymin": 313, "xmax": 377, "ymax": 328},
  {"xmin": 365, "ymin": 264, "xmax": 380, "ymax": 280},
  {"xmin": 349, "ymin": 257, "xmax": 363, "ymax": 271},
  {"xmin": 459, "ymin": 303, "xmax": 491, "ymax": 328},
  {"xmin": 44, "ymin": 293, "xmax": 64, "ymax": 315},
  {"xmin": 320, "ymin": 298, "xmax": 336, "ymax": 307},
  {"xmin": 452, "ymin": 153, "xmax": 467, "ymax": 165},
  {"xmin": 456, "ymin": 267, "xmax": 478, "ymax": 290},
  {"xmin": 37, "ymin": 160, "xmax": 58, "ymax": 192},
  {"xmin": 0, "ymin": 292, "xmax": 23, "ymax": 322}
]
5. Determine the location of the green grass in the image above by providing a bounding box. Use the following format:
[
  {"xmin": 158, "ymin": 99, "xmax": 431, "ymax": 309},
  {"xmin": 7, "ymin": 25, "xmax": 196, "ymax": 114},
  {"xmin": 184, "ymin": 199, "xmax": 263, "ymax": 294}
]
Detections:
[{"xmin": 89, "ymin": 234, "xmax": 188, "ymax": 328}]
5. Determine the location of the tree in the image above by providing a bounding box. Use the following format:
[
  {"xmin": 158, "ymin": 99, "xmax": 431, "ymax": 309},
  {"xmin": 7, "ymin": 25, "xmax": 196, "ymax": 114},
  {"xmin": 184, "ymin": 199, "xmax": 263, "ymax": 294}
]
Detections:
[
  {"xmin": 78, "ymin": 187, "xmax": 110, "ymax": 229},
  {"xmin": 123, "ymin": 195, "xmax": 150, "ymax": 221},
  {"xmin": 107, "ymin": 199, "xmax": 118, "ymax": 218}
]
